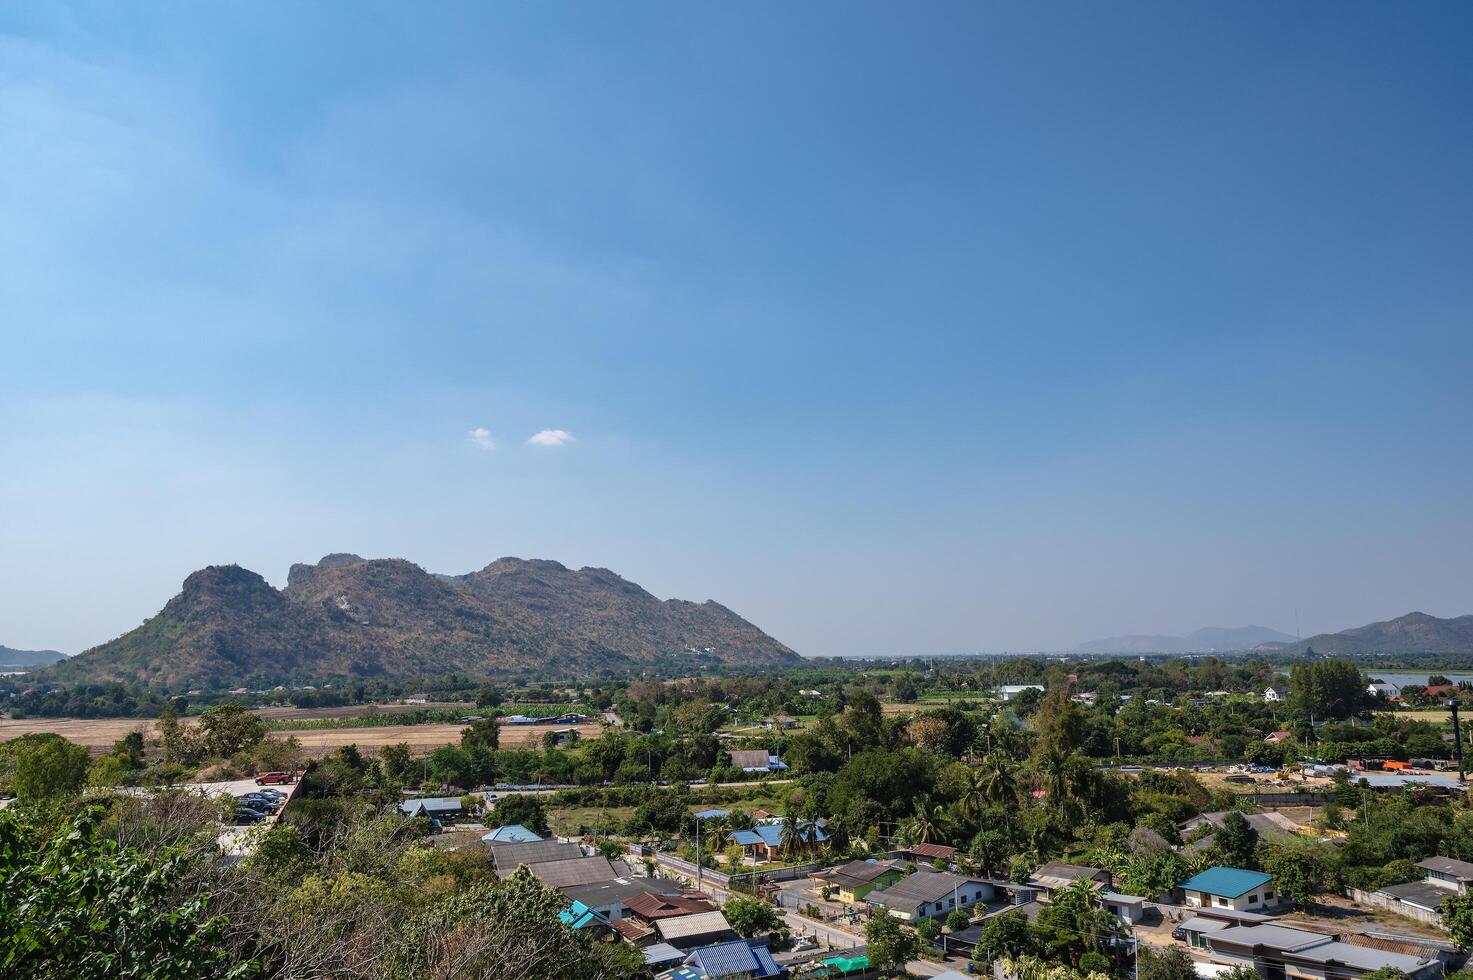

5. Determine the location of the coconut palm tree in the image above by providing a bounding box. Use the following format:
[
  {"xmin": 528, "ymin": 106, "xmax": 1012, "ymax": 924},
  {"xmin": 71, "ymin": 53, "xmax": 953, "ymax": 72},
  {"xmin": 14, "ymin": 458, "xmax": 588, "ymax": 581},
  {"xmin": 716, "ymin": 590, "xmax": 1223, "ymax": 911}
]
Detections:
[{"xmin": 779, "ymin": 813, "xmax": 804, "ymax": 862}]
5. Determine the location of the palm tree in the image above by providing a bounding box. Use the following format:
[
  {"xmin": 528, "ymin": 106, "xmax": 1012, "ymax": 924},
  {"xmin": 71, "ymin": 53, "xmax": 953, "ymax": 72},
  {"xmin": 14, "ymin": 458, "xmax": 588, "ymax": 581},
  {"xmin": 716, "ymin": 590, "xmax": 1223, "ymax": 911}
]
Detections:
[
  {"xmin": 779, "ymin": 814, "xmax": 804, "ymax": 862},
  {"xmin": 959, "ymin": 768, "xmax": 990, "ymax": 825},
  {"xmin": 907, "ymin": 795, "xmax": 947, "ymax": 846},
  {"xmin": 979, "ymin": 753, "xmax": 1020, "ymax": 810}
]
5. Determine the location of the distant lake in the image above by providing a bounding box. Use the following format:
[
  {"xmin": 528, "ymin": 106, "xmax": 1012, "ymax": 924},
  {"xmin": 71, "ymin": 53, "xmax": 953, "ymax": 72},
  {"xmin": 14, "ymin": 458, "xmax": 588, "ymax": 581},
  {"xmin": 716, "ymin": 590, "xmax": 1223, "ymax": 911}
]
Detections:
[{"xmin": 1364, "ymin": 671, "xmax": 1473, "ymax": 687}]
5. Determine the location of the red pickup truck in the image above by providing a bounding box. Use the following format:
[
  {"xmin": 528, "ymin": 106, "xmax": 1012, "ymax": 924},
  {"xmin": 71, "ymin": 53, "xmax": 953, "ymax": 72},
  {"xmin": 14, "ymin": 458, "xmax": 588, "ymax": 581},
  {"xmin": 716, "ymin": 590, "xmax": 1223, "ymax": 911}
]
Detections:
[{"xmin": 255, "ymin": 771, "xmax": 295, "ymax": 785}]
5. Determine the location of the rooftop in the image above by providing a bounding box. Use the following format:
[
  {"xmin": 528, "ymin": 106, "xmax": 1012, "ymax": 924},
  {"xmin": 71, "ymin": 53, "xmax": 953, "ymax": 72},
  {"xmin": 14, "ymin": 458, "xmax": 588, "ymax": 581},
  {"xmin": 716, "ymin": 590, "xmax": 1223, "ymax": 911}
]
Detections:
[
  {"xmin": 1180, "ymin": 866, "xmax": 1274, "ymax": 898},
  {"xmin": 1418, "ymin": 856, "xmax": 1473, "ymax": 879},
  {"xmin": 684, "ymin": 940, "xmax": 781, "ymax": 978},
  {"xmin": 491, "ymin": 839, "xmax": 583, "ymax": 872},
  {"xmin": 868, "ymin": 871, "xmax": 990, "ymax": 906},
  {"xmin": 522, "ymin": 855, "xmax": 619, "ymax": 889},
  {"xmin": 481, "ymin": 823, "xmax": 542, "ymax": 844},
  {"xmin": 655, "ymin": 910, "xmax": 735, "ymax": 942}
]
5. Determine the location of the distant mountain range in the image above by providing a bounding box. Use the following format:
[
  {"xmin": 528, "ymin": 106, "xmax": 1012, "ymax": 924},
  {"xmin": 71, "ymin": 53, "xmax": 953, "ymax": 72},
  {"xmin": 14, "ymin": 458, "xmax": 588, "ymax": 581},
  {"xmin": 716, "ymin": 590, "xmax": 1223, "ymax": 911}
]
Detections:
[
  {"xmin": 37, "ymin": 554, "xmax": 799, "ymax": 690},
  {"xmin": 1074, "ymin": 625, "xmax": 1297, "ymax": 655},
  {"xmin": 1255, "ymin": 611, "xmax": 1473, "ymax": 656},
  {"xmin": 0, "ymin": 645, "xmax": 67, "ymax": 669}
]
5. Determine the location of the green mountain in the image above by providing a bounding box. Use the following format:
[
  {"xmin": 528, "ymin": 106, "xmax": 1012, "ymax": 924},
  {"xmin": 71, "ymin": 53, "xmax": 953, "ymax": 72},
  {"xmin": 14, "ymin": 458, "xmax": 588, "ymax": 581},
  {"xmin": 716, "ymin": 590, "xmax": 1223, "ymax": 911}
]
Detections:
[
  {"xmin": 39, "ymin": 555, "xmax": 799, "ymax": 690},
  {"xmin": 1259, "ymin": 611, "xmax": 1473, "ymax": 656}
]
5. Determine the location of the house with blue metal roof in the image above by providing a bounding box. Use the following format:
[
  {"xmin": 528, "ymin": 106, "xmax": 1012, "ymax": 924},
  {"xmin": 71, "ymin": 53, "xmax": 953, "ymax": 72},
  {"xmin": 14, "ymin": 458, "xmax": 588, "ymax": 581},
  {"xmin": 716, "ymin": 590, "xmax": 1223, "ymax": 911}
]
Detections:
[
  {"xmin": 729, "ymin": 822, "xmax": 828, "ymax": 862},
  {"xmin": 559, "ymin": 899, "xmax": 610, "ymax": 931},
  {"xmin": 677, "ymin": 940, "xmax": 782, "ymax": 978},
  {"xmin": 481, "ymin": 823, "xmax": 543, "ymax": 844},
  {"xmin": 1179, "ymin": 866, "xmax": 1279, "ymax": 912}
]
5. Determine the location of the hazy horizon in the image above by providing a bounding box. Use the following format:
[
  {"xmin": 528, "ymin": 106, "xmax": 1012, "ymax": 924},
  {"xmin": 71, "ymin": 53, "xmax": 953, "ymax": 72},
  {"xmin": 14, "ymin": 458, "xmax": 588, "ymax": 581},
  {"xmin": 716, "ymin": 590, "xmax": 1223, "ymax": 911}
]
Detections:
[{"xmin": 3, "ymin": 4, "xmax": 1471, "ymax": 659}]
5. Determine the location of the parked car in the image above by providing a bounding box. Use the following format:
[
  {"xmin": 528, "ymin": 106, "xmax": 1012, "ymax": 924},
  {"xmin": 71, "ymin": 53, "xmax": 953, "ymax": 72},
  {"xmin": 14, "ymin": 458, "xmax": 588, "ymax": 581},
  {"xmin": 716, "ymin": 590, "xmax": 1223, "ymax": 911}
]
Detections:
[
  {"xmin": 255, "ymin": 771, "xmax": 295, "ymax": 785},
  {"xmin": 238, "ymin": 794, "xmax": 281, "ymax": 811},
  {"xmin": 232, "ymin": 807, "xmax": 268, "ymax": 825},
  {"xmin": 1171, "ymin": 927, "xmax": 1187, "ymax": 942},
  {"xmin": 254, "ymin": 788, "xmax": 286, "ymax": 799}
]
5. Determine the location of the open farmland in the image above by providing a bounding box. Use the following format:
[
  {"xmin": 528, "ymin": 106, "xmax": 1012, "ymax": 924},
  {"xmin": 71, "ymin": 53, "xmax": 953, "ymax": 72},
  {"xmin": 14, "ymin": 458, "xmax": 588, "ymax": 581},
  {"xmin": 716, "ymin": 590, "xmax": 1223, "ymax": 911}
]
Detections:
[{"xmin": 0, "ymin": 710, "xmax": 602, "ymax": 757}]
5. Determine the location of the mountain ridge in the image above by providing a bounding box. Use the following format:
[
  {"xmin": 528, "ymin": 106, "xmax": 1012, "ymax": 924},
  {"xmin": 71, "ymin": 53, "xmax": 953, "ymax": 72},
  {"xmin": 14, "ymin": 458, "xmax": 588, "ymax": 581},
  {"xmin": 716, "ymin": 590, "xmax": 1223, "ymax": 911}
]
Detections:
[
  {"xmin": 0, "ymin": 645, "xmax": 67, "ymax": 669},
  {"xmin": 38, "ymin": 554, "xmax": 799, "ymax": 689},
  {"xmin": 1256, "ymin": 611, "xmax": 1473, "ymax": 656},
  {"xmin": 1074, "ymin": 625, "xmax": 1296, "ymax": 654}
]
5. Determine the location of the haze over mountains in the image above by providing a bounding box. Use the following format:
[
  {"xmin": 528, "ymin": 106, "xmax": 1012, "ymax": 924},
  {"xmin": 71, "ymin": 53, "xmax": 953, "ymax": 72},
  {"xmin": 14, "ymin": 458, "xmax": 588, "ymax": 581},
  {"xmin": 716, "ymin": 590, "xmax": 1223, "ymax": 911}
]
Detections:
[
  {"xmin": 0, "ymin": 646, "xmax": 67, "ymax": 669},
  {"xmin": 38, "ymin": 554, "xmax": 799, "ymax": 690},
  {"xmin": 1074, "ymin": 625, "xmax": 1299, "ymax": 654}
]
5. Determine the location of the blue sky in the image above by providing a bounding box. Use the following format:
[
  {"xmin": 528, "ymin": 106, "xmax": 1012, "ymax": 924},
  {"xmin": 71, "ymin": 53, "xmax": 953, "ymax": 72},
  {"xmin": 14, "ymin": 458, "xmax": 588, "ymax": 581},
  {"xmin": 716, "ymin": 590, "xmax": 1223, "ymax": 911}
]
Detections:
[{"xmin": 2, "ymin": 3, "xmax": 1470, "ymax": 657}]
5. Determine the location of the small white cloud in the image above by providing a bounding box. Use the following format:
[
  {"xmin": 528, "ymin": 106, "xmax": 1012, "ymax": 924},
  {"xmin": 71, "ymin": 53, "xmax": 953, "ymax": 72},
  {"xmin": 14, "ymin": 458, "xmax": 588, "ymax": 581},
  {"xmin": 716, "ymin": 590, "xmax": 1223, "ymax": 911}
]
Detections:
[
  {"xmin": 527, "ymin": 429, "xmax": 576, "ymax": 447},
  {"xmin": 467, "ymin": 427, "xmax": 496, "ymax": 450}
]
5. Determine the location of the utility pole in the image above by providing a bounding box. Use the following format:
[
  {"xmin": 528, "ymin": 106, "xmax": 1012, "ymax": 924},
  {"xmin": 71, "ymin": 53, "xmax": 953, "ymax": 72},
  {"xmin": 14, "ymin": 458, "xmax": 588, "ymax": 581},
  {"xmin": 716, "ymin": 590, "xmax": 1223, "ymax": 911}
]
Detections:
[{"xmin": 1452, "ymin": 699, "xmax": 1466, "ymax": 782}]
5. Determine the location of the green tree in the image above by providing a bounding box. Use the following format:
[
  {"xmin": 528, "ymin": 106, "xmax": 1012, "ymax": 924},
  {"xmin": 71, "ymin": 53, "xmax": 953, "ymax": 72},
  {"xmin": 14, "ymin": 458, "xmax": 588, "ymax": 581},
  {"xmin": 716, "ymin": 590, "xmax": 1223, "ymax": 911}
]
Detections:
[
  {"xmin": 723, "ymin": 896, "xmax": 781, "ymax": 937},
  {"xmin": 1214, "ymin": 811, "xmax": 1259, "ymax": 868},
  {"xmin": 197, "ymin": 701, "xmax": 267, "ymax": 758},
  {"xmin": 1138, "ymin": 946, "xmax": 1199, "ymax": 980},
  {"xmin": 0, "ymin": 807, "xmax": 254, "ymax": 979},
  {"xmin": 977, "ymin": 908, "xmax": 1034, "ymax": 960},
  {"xmin": 1442, "ymin": 891, "xmax": 1473, "ymax": 948},
  {"xmin": 379, "ymin": 742, "xmax": 417, "ymax": 787},
  {"xmin": 461, "ymin": 718, "xmax": 500, "ymax": 753},
  {"xmin": 12, "ymin": 734, "xmax": 90, "ymax": 801},
  {"xmin": 917, "ymin": 917, "xmax": 941, "ymax": 942},
  {"xmin": 945, "ymin": 908, "xmax": 971, "ymax": 932},
  {"xmin": 865, "ymin": 914, "xmax": 920, "ymax": 974},
  {"xmin": 1288, "ymin": 661, "xmax": 1368, "ymax": 720},
  {"xmin": 490, "ymin": 794, "xmax": 550, "ymax": 834}
]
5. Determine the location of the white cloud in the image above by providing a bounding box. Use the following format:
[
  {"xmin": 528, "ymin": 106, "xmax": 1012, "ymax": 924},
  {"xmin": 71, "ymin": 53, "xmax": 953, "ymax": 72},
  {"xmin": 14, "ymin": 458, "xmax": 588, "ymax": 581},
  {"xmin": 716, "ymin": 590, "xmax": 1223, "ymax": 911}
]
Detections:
[
  {"xmin": 467, "ymin": 427, "xmax": 495, "ymax": 450},
  {"xmin": 526, "ymin": 428, "xmax": 576, "ymax": 447}
]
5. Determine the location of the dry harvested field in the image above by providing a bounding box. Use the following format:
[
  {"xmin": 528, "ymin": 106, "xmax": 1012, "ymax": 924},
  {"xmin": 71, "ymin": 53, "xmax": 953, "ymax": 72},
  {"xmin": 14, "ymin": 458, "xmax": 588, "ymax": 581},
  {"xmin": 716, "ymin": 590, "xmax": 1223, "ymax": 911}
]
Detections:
[
  {"xmin": 0, "ymin": 716, "xmax": 156, "ymax": 752},
  {"xmin": 0, "ymin": 711, "xmax": 601, "ymax": 758},
  {"xmin": 283, "ymin": 721, "xmax": 603, "ymax": 756}
]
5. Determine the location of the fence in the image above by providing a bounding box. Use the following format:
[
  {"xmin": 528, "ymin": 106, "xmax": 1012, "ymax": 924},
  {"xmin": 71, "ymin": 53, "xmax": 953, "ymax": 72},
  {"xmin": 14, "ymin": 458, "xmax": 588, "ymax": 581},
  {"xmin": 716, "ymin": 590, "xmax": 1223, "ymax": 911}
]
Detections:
[
  {"xmin": 1346, "ymin": 888, "xmax": 1445, "ymax": 928},
  {"xmin": 653, "ymin": 851, "xmax": 823, "ymax": 893},
  {"xmin": 1241, "ymin": 791, "xmax": 1334, "ymax": 806}
]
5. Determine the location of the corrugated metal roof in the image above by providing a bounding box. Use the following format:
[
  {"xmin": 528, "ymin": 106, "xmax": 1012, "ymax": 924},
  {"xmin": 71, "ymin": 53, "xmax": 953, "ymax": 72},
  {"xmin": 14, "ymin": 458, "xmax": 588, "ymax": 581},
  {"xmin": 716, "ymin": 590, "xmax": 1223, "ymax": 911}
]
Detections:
[
  {"xmin": 655, "ymin": 910, "xmax": 734, "ymax": 941},
  {"xmin": 1179, "ymin": 866, "xmax": 1273, "ymax": 898}
]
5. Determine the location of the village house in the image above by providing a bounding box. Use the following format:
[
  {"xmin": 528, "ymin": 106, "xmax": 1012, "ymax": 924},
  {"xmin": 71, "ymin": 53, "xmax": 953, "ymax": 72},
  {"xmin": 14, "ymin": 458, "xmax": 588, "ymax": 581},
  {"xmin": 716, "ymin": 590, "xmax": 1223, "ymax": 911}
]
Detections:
[
  {"xmin": 1371, "ymin": 856, "xmax": 1473, "ymax": 925},
  {"xmin": 1264, "ymin": 685, "xmax": 1288, "ymax": 703},
  {"xmin": 865, "ymin": 870, "xmax": 997, "ymax": 922},
  {"xmin": 1194, "ymin": 922, "xmax": 1441, "ymax": 980},
  {"xmin": 397, "ymin": 797, "xmax": 465, "ymax": 822},
  {"xmin": 653, "ymin": 910, "xmax": 739, "ymax": 951},
  {"xmin": 1028, "ymin": 862, "xmax": 1111, "ymax": 895},
  {"xmin": 677, "ymin": 939, "xmax": 783, "ymax": 978},
  {"xmin": 1180, "ymin": 866, "xmax": 1280, "ymax": 912},
  {"xmin": 480, "ymin": 823, "xmax": 542, "ymax": 844},
  {"xmin": 730, "ymin": 822, "xmax": 827, "ymax": 862},
  {"xmin": 727, "ymin": 749, "xmax": 789, "ymax": 773},
  {"xmin": 811, "ymin": 858, "xmax": 909, "ymax": 903},
  {"xmin": 892, "ymin": 842, "xmax": 958, "ymax": 865},
  {"xmin": 997, "ymin": 684, "xmax": 1044, "ymax": 701}
]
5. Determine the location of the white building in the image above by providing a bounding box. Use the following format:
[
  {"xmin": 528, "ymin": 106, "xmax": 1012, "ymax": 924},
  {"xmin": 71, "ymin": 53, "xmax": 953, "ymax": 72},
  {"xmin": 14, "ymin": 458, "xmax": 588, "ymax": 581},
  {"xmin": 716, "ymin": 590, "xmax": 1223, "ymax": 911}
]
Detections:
[
  {"xmin": 1180, "ymin": 867, "xmax": 1279, "ymax": 912},
  {"xmin": 1264, "ymin": 685, "xmax": 1288, "ymax": 703},
  {"xmin": 997, "ymin": 684, "xmax": 1044, "ymax": 702}
]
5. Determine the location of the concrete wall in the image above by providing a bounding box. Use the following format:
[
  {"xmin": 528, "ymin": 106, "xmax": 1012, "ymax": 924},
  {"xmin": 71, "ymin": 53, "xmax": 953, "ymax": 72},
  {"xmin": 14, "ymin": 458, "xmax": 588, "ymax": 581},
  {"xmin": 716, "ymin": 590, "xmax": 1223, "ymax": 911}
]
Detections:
[{"xmin": 1347, "ymin": 888, "xmax": 1445, "ymax": 928}]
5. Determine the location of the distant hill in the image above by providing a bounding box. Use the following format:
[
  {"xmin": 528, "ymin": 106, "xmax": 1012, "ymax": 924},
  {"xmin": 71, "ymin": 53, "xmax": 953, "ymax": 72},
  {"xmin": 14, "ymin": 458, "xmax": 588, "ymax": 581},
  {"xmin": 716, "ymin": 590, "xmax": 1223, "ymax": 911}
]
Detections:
[
  {"xmin": 1258, "ymin": 611, "xmax": 1473, "ymax": 656},
  {"xmin": 1075, "ymin": 625, "xmax": 1296, "ymax": 655},
  {"xmin": 0, "ymin": 645, "xmax": 67, "ymax": 669},
  {"xmin": 38, "ymin": 554, "xmax": 799, "ymax": 690}
]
